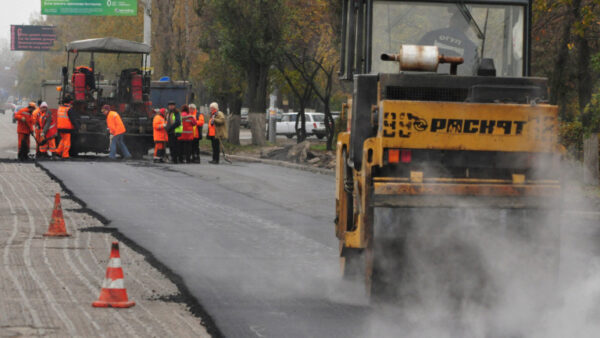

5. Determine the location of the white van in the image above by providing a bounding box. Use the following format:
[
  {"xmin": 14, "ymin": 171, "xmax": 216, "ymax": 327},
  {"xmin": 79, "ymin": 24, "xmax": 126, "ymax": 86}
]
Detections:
[{"xmin": 277, "ymin": 112, "xmax": 326, "ymax": 138}]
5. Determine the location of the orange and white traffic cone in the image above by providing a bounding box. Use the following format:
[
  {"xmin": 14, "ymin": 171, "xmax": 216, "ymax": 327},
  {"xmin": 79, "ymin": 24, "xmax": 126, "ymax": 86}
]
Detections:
[
  {"xmin": 44, "ymin": 193, "xmax": 70, "ymax": 237},
  {"xmin": 92, "ymin": 241, "xmax": 135, "ymax": 308}
]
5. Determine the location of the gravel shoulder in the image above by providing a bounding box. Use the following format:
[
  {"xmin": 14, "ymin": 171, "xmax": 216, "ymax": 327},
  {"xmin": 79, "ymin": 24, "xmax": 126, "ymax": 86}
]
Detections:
[
  {"xmin": 0, "ymin": 161, "xmax": 210, "ymax": 337},
  {"xmin": 0, "ymin": 113, "xmax": 211, "ymax": 337}
]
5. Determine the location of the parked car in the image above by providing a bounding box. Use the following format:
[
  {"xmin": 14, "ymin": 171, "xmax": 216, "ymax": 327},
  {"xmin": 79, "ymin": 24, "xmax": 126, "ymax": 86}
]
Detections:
[
  {"xmin": 276, "ymin": 112, "xmax": 326, "ymax": 139},
  {"xmin": 310, "ymin": 113, "xmax": 327, "ymax": 139},
  {"xmin": 240, "ymin": 108, "xmax": 249, "ymax": 128}
]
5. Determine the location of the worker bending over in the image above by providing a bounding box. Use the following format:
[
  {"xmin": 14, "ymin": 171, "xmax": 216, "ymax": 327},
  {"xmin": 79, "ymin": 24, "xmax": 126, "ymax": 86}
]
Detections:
[{"xmin": 14, "ymin": 102, "xmax": 36, "ymax": 161}]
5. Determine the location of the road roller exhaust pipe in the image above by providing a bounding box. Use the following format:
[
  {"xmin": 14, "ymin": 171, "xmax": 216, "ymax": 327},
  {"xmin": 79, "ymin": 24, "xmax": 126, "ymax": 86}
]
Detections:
[{"xmin": 381, "ymin": 45, "xmax": 464, "ymax": 75}]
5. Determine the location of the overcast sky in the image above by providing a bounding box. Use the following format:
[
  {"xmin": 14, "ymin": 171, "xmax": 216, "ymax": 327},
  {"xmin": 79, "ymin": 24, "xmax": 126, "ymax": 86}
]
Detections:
[{"xmin": 0, "ymin": 0, "xmax": 42, "ymax": 44}]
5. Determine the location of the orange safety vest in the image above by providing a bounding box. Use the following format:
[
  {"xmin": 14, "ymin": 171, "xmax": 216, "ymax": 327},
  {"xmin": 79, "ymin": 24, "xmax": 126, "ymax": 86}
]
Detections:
[
  {"xmin": 57, "ymin": 105, "xmax": 74, "ymax": 130},
  {"xmin": 178, "ymin": 112, "xmax": 196, "ymax": 141},
  {"xmin": 106, "ymin": 111, "xmax": 126, "ymax": 136},
  {"xmin": 208, "ymin": 113, "xmax": 216, "ymax": 137},
  {"xmin": 15, "ymin": 107, "xmax": 34, "ymax": 134},
  {"xmin": 153, "ymin": 114, "xmax": 168, "ymax": 142},
  {"xmin": 41, "ymin": 109, "xmax": 58, "ymax": 139},
  {"xmin": 193, "ymin": 110, "xmax": 204, "ymax": 139}
]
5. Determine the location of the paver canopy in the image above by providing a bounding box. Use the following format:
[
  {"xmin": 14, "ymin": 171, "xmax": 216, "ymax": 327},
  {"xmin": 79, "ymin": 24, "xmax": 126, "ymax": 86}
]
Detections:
[{"xmin": 66, "ymin": 37, "xmax": 151, "ymax": 54}]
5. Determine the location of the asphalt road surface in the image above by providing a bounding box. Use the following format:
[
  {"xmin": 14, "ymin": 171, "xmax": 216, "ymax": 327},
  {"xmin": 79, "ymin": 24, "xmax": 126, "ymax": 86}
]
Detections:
[{"xmin": 41, "ymin": 160, "xmax": 372, "ymax": 337}]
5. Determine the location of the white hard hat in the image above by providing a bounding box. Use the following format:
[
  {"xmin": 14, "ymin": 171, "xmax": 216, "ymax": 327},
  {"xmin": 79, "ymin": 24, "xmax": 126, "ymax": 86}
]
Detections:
[
  {"xmin": 40, "ymin": 102, "xmax": 48, "ymax": 108},
  {"xmin": 189, "ymin": 103, "xmax": 197, "ymax": 109}
]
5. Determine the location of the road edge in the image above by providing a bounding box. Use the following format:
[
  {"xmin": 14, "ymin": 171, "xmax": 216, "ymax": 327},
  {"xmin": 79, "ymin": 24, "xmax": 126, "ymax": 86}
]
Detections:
[{"xmin": 35, "ymin": 161, "xmax": 224, "ymax": 338}]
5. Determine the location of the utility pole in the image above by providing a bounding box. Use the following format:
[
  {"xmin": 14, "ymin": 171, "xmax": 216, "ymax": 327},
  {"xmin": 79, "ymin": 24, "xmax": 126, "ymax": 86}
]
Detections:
[{"xmin": 142, "ymin": 0, "xmax": 152, "ymax": 69}]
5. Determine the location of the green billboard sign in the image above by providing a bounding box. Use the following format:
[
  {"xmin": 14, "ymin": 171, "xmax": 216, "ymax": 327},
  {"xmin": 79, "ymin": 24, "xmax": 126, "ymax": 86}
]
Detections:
[{"xmin": 42, "ymin": 0, "xmax": 138, "ymax": 16}]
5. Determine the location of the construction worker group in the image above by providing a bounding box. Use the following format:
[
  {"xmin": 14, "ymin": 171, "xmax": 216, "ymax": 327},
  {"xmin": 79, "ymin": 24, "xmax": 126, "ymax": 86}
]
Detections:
[
  {"xmin": 15, "ymin": 97, "xmax": 227, "ymax": 164},
  {"xmin": 154, "ymin": 101, "xmax": 226, "ymax": 164}
]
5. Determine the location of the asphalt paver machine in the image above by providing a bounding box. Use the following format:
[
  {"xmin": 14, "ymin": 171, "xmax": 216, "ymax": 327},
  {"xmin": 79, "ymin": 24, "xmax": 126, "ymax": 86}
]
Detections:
[
  {"xmin": 335, "ymin": 0, "xmax": 564, "ymax": 300},
  {"xmin": 59, "ymin": 37, "xmax": 153, "ymax": 157}
]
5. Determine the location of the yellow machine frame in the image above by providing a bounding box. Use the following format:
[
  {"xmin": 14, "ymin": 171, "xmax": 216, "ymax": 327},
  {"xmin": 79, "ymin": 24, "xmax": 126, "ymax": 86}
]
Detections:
[{"xmin": 335, "ymin": 100, "xmax": 563, "ymax": 250}]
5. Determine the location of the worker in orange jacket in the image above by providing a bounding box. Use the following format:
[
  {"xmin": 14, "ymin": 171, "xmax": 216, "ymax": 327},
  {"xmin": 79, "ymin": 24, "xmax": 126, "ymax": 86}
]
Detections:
[
  {"xmin": 31, "ymin": 104, "xmax": 42, "ymax": 157},
  {"xmin": 190, "ymin": 103, "xmax": 204, "ymax": 163},
  {"xmin": 39, "ymin": 102, "xmax": 58, "ymax": 157},
  {"xmin": 55, "ymin": 96, "xmax": 80, "ymax": 159},
  {"xmin": 153, "ymin": 108, "xmax": 168, "ymax": 163},
  {"xmin": 14, "ymin": 102, "xmax": 36, "ymax": 161},
  {"xmin": 102, "ymin": 105, "xmax": 132, "ymax": 160},
  {"xmin": 178, "ymin": 105, "xmax": 197, "ymax": 163}
]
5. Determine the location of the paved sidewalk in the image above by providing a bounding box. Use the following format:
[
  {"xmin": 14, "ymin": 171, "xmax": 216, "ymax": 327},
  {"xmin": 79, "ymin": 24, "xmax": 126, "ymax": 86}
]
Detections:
[{"xmin": 0, "ymin": 161, "xmax": 210, "ymax": 337}]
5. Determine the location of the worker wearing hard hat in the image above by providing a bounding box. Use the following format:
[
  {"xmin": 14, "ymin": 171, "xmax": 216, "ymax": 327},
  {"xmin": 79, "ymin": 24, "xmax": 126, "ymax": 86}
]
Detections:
[
  {"xmin": 14, "ymin": 102, "xmax": 36, "ymax": 161},
  {"xmin": 102, "ymin": 105, "xmax": 132, "ymax": 160},
  {"xmin": 153, "ymin": 108, "xmax": 168, "ymax": 163}
]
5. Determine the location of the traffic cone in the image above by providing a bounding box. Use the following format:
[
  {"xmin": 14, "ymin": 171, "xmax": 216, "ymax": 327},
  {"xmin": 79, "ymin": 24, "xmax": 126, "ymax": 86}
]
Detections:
[
  {"xmin": 44, "ymin": 193, "xmax": 70, "ymax": 237},
  {"xmin": 92, "ymin": 242, "xmax": 135, "ymax": 308}
]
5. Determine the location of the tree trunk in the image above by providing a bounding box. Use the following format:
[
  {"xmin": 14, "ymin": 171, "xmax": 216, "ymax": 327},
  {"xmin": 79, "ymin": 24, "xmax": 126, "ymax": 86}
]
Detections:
[
  {"xmin": 295, "ymin": 108, "xmax": 307, "ymax": 143},
  {"xmin": 245, "ymin": 61, "xmax": 268, "ymax": 145},
  {"xmin": 227, "ymin": 92, "xmax": 243, "ymax": 145},
  {"xmin": 249, "ymin": 113, "xmax": 266, "ymax": 145},
  {"xmin": 228, "ymin": 114, "xmax": 241, "ymax": 145},
  {"xmin": 549, "ymin": 4, "xmax": 577, "ymax": 120},
  {"xmin": 576, "ymin": 34, "xmax": 592, "ymax": 112},
  {"xmin": 324, "ymin": 101, "xmax": 335, "ymax": 151},
  {"xmin": 583, "ymin": 133, "xmax": 599, "ymax": 185},
  {"xmin": 154, "ymin": 0, "xmax": 174, "ymax": 78}
]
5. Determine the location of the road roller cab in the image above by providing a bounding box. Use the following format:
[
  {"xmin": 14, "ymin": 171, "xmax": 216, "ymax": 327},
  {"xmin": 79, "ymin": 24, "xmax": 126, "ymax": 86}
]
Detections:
[{"xmin": 335, "ymin": 0, "xmax": 563, "ymax": 298}]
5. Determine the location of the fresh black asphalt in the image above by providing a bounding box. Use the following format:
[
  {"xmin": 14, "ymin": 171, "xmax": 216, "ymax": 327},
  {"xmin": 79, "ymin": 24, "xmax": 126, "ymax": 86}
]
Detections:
[{"xmin": 41, "ymin": 160, "xmax": 372, "ymax": 337}]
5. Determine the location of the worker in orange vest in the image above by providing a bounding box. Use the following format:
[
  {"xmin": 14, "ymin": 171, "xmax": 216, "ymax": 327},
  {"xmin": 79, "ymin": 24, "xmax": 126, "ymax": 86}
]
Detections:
[
  {"xmin": 207, "ymin": 102, "xmax": 226, "ymax": 164},
  {"xmin": 102, "ymin": 105, "xmax": 132, "ymax": 160},
  {"xmin": 153, "ymin": 108, "xmax": 168, "ymax": 163},
  {"xmin": 55, "ymin": 96, "xmax": 79, "ymax": 159},
  {"xmin": 38, "ymin": 102, "xmax": 58, "ymax": 158},
  {"xmin": 178, "ymin": 105, "xmax": 197, "ymax": 163},
  {"xmin": 14, "ymin": 102, "xmax": 36, "ymax": 161},
  {"xmin": 31, "ymin": 102, "xmax": 42, "ymax": 158},
  {"xmin": 190, "ymin": 104, "xmax": 204, "ymax": 163}
]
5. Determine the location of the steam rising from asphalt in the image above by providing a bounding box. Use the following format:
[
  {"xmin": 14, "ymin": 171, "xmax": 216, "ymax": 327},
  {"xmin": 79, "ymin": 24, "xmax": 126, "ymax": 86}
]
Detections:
[{"xmin": 365, "ymin": 165, "xmax": 600, "ymax": 338}]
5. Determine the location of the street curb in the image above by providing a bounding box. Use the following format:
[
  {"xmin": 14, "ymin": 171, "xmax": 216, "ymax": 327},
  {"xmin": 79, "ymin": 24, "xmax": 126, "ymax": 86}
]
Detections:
[{"xmin": 226, "ymin": 154, "xmax": 335, "ymax": 176}]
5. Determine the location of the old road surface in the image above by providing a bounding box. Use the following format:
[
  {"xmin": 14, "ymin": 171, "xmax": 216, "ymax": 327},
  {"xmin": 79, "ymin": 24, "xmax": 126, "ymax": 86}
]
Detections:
[
  {"xmin": 0, "ymin": 115, "xmax": 211, "ymax": 336},
  {"xmin": 40, "ymin": 160, "xmax": 373, "ymax": 337}
]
